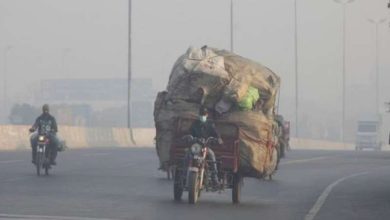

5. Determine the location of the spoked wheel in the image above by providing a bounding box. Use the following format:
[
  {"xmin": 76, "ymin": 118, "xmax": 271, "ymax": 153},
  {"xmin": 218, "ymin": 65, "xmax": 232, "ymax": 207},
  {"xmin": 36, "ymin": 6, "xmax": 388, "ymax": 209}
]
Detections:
[
  {"xmin": 188, "ymin": 171, "xmax": 200, "ymax": 204},
  {"xmin": 232, "ymin": 173, "xmax": 242, "ymax": 204},
  {"xmin": 173, "ymin": 169, "xmax": 183, "ymax": 201}
]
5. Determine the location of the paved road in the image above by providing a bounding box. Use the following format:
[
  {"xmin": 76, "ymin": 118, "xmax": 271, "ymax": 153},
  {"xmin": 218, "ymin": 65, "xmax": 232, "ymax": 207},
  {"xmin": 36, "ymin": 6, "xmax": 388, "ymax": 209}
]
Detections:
[{"xmin": 1, "ymin": 148, "xmax": 390, "ymax": 220}]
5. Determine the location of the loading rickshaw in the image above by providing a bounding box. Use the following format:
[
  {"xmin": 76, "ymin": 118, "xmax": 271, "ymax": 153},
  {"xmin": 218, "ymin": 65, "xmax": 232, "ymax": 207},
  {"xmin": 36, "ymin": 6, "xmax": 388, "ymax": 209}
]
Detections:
[{"xmin": 170, "ymin": 117, "xmax": 242, "ymax": 204}]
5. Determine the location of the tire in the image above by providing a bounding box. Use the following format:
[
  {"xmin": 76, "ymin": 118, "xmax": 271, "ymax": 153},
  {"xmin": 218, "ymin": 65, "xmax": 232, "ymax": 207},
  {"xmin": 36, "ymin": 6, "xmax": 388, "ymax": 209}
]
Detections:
[
  {"xmin": 188, "ymin": 171, "xmax": 200, "ymax": 204},
  {"xmin": 232, "ymin": 173, "xmax": 242, "ymax": 204},
  {"xmin": 167, "ymin": 169, "xmax": 171, "ymax": 180},
  {"xmin": 173, "ymin": 170, "xmax": 183, "ymax": 201},
  {"xmin": 171, "ymin": 167, "xmax": 176, "ymax": 180},
  {"xmin": 167, "ymin": 166, "xmax": 175, "ymax": 180},
  {"xmin": 45, "ymin": 164, "xmax": 49, "ymax": 176},
  {"xmin": 36, "ymin": 152, "xmax": 42, "ymax": 176},
  {"xmin": 280, "ymin": 143, "xmax": 286, "ymax": 158}
]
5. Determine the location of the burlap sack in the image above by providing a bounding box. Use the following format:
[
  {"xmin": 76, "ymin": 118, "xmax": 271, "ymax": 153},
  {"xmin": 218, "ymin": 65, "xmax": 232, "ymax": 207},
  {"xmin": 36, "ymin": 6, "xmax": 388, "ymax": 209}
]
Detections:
[
  {"xmin": 166, "ymin": 47, "xmax": 229, "ymax": 103},
  {"xmin": 219, "ymin": 111, "xmax": 277, "ymax": 177},
  {"xmin": 154, "ymin": 98, "xmax": 201, "ymax": 166}
]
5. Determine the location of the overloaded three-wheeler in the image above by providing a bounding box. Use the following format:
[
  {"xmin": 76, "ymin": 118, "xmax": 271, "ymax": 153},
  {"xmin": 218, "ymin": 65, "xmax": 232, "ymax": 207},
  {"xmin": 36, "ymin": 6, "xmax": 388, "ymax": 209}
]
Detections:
[{"xmin": 170, "ymin": 117, "xmax": 243, "ymax": 204}]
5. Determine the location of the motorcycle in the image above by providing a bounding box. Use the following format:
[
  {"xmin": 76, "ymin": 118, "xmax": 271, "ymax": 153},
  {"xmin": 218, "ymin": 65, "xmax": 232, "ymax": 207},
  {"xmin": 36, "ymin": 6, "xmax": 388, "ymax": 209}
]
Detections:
[
  {"xmin": 174, "ymin": 135, "xmax": 221, "ymax": 204},
  {"xmin": 34, "ymin": 132, "xmax": 52, "ymax": 176}
]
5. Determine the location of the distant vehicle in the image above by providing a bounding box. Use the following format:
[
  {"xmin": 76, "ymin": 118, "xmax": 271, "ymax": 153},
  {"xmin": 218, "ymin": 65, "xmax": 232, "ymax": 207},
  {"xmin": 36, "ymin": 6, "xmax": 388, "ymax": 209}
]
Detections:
[
  {"xmin": 275, "ymin": 115, "xmax": 290, "ymax": 159},
  {"xmin": 355, "ymin": 115, "xmax": 382, "ymax": 151}
]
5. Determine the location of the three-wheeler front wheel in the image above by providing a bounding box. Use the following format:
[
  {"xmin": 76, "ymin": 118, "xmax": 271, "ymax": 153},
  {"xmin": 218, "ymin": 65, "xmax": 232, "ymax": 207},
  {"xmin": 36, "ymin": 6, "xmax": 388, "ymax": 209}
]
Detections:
[
  {"xmin": 173, "ymin": 169, "xmax": 183, "ymax": 201},
  {"xmin": 188, "ymin": 171, "xmax": 200, "ymax": 204}
]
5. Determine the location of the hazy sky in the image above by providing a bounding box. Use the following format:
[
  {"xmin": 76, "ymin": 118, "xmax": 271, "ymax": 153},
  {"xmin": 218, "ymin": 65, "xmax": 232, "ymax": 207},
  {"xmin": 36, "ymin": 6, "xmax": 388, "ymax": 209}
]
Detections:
[{"xmin": 1, "ymin": 0, "xmax": 390, "ymax": 129}]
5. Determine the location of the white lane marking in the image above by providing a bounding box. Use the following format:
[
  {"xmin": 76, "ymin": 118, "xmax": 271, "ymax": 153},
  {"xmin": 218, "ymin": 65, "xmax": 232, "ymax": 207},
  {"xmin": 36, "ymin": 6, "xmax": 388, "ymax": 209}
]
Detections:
[
  {"xmin": 83, "ymin": 153, "xmax": 110, "ymax": 157},
  {"xmin": 304, "ymin": 172, "xmax": 368, "ymax": 220},
  {"xmin": 0, "ymin": 160, "xmax": 23, "ymax": 164},
  {"xmin": 0, "ymin": 213, "xmax": 116, "ymax": 220},
  {"xmin": 280, "ymin": 156, "xmax": 330, "ymax": 165}
]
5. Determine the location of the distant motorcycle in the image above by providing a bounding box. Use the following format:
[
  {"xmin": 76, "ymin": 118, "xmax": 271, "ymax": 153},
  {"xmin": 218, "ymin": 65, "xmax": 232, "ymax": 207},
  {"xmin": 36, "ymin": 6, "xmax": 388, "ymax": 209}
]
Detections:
[{"xmin": 31, "ymin": 130, "xmax": 53, "ymax": 176}]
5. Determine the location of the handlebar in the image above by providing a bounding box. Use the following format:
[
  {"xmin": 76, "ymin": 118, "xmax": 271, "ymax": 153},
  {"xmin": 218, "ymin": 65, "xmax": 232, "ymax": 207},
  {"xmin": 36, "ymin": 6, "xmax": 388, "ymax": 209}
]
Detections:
[
  {"xmin": 29, "ymin": 128, "xmax": 55, "ymax": 136},
  {"xmin": 181, "ymin": 135, "xmax": 219, "ymax": 146}
]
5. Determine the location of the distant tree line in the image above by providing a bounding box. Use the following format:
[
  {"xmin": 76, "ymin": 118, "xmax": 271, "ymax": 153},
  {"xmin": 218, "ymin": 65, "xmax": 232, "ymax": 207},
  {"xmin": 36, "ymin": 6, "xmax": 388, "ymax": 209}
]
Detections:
[{"xmin": 8, "ymin": 104, "xmax": 41, "ymax": 125}]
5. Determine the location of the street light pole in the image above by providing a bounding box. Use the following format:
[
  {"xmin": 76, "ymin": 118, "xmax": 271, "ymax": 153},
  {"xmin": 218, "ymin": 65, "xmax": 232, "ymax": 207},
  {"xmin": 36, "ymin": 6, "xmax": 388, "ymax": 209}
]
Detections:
[
  {"xmin": 367, "ymin": 18, "xmax": 386, "ymax": 115},
  {"xmin": 3, "ymin": 46, "xmax": 13, "ymax": 123},
  {"xmin": 294, "ymin": 0, "xmax": 299, "ymax": 138},
  {"xmin": 230, "ymin": 0, "xmax": 234, "ymax": 52},
  {"xmin": 128, "ymin": 0, "xmax": 136, "ymax": 145},
  {"xmin": 387, "ymin": 1, "xmax": 390, "ymax": 28},
  {"xmin": 334, "ymin": 0, "xmax": 354, "ymax": 142}
]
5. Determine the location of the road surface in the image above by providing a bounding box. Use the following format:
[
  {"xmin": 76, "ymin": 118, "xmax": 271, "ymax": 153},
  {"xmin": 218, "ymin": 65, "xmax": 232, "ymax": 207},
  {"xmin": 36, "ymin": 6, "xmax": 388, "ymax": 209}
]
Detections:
[{"xmin": 1, "ymin": 148, "xmax": 390, "ymax": 220}]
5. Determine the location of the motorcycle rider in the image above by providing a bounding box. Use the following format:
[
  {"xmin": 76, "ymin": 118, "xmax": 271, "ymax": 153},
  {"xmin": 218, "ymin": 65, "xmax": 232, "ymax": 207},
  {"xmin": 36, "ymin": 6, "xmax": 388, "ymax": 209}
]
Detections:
[
  {"xmin": 29, "ymin": 104, "xmax": 59, "ymax": 165},
  {"xmin": 189, "ymin": 107, "xmax": 223, "ymax": 187}
]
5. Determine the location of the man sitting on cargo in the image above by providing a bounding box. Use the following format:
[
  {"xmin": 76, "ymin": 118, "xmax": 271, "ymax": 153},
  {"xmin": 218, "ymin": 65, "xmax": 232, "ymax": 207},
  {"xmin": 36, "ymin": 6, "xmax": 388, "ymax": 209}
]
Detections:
[{"xmin": 189, "ymin": 107, "xmax": 223, "ymax": 188}]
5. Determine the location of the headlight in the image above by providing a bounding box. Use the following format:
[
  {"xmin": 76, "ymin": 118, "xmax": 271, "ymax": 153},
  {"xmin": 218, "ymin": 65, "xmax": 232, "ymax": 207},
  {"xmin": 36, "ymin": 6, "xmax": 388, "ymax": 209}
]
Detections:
[
  {"xmin": 38, "ymin": 136, "xmax": 45, "ymax": 142},
  {"xmin": 190, "ymin": 144, "xmax": 202, "ymax": 155}
]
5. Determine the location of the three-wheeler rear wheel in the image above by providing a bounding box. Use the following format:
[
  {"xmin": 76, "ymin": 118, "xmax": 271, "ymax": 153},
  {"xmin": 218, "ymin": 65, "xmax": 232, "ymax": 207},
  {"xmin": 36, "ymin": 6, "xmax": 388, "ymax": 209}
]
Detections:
[{"xmin": 232, "ymin": 173, "xmax": 242, "ymax": 204}]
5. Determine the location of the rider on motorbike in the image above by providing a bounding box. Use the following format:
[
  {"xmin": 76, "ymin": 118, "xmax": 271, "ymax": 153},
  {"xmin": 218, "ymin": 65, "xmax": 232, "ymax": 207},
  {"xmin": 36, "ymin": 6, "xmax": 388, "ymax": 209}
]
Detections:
[
  {"xmin": 29, "ymin": 104, "xmax": 59, "ymax": 165},
  {"xmin": 189, "ymin": 107, "xmax": 223, "ymax": 187}
]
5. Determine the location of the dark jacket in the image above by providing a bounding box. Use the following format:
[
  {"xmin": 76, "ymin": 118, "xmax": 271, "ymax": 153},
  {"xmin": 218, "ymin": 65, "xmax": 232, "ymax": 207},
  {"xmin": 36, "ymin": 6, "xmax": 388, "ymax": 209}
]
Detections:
[
  {"xmin": 190, "ymin": 120, "xmax": 220, "ymax": 139},
  {"xmin": 32, "ymin": 113, "xmax": 58, "ymax": 135}
]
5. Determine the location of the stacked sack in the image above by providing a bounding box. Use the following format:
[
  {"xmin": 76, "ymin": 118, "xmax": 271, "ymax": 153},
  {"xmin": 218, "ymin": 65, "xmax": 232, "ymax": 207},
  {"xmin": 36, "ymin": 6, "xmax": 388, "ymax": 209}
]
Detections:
[{"xmin": 154, "ymin": 46, "xmax": 281, "ymax": 178}]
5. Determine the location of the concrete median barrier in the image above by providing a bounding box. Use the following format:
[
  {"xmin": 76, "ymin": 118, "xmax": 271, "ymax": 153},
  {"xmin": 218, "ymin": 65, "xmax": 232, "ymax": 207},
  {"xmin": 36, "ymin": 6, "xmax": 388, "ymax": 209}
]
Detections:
[
  {"xmin": 290, "ymin": 138, "xmax": 354, "ymax": 150},
  {"xmin": 1, "ymin": 125, "xmax": 387, "ymax": 151},
  {"xmin": 0, "ymin": 126, "xmax": 156, "ymax": 150},
  {"xmin": 0, "ymin": 125, "xmax": 31, "ymax": 150},
  {"xmin": 133, "ymin": 128, "xmax": 155, "ymax": 147}
]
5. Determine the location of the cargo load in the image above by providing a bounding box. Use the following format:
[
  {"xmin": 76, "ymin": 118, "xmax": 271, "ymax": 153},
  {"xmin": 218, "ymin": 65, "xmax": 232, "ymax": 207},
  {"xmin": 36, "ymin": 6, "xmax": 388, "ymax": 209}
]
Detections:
[{"xmin": 154, "ymin": 46, "xmax": 281, "ymax": 178}]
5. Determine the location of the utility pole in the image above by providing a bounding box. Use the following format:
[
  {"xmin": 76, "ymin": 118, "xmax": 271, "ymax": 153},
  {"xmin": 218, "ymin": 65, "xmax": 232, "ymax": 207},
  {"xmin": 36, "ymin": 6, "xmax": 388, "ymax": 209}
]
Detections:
[
  {"xmin": 388, "ymin": 1, "xmax": 390, "ymax": 27},
  {"xmin": 294, "ymin": 0, "xmax": 299, "ymax": 138},
  {"xmin": 230, "ymin": 0, "xmax": 234, "ymax": 52},
  {"xmin": 128, "ymin": 0, "xmax": 136, "ymax": 145},
  {"xmin": 367, "ymin": 18, "xmax": 386, "ymax": 116},
  {"xmin": 333, "ymin": 0, "xmax": 355, "ymax": 142},
  {"xmin": 3, "ymin": 46, "xmax": 13, "ymax": 124}
]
